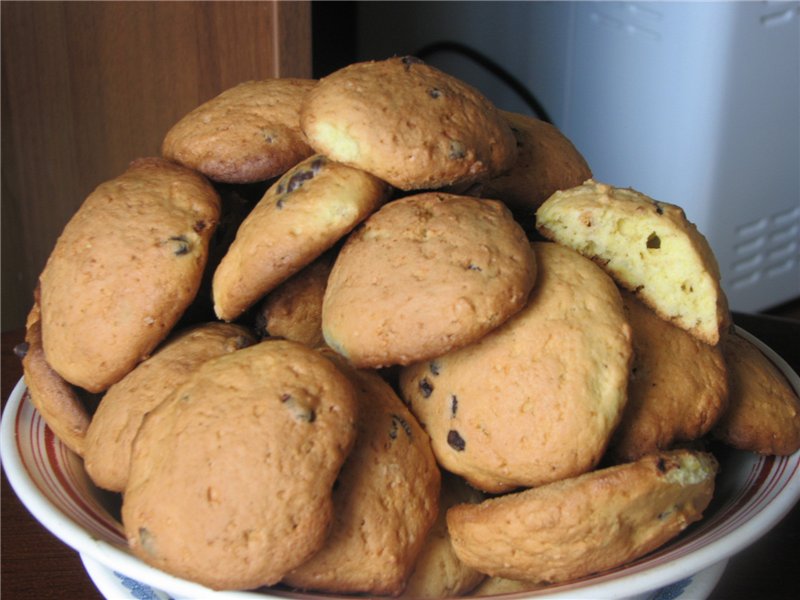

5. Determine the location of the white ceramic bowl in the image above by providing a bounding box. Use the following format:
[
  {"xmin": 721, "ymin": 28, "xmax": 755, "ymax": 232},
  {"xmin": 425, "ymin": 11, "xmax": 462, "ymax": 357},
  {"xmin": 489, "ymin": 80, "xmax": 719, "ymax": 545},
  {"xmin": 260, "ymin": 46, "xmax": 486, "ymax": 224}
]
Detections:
[{"xmin": 2, "ymin": 327, "xmax": 799, "ymax": 600}]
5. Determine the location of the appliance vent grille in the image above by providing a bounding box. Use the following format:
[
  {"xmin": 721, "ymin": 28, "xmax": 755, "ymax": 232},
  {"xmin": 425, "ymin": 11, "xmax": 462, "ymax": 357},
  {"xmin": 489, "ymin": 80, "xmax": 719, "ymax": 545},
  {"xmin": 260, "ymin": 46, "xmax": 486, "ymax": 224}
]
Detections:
[{"xmin": 730, "ymin": 206, "xmax": 800, "ymax": 290}]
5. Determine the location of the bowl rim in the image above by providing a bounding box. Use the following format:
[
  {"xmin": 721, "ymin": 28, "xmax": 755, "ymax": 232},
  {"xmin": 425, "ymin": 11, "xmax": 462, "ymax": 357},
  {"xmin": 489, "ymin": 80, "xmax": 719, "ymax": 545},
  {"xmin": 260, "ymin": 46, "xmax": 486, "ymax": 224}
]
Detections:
[{"xmin": 1, "ymin": 326, "xmax": 799, "ymax": 599}]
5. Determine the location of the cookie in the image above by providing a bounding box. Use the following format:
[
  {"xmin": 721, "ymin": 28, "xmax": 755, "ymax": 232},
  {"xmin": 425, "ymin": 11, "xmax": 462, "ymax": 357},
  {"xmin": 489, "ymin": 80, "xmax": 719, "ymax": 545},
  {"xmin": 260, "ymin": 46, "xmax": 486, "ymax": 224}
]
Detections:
[
  {"xmin": 162, "ymin": 78, "xmax": 316, "ymax": 183},
  {"xmin": 212, "ymin": 154, "xmax": 389, "ymax": 321},
  {"xmin": 20, "ymin": 301, "xmax": 93, "ymax": 457},
  {"xmin": 610, "ymin": 290, "xmax": 729, "ymax": 462},
  {"xmin": 83, "ymin": 322, "xmax": 256, "ymax": 492},
  {"xmin": 399, "ymin": 241, "xmax": 632, "ymax": 493},
  {"xmin": 254, "ymin": 251, "xmax": 335, "ymax": 347},
  {"xmin": 122, "ymin": 339, "xmax": 359, "ymax": 590},
  {"xmin": 284, "ymin": 349, "xmax": 440, "ymax": 595},
  {"xmin": 713, "ymin": 329, "xmax": 800, "ymax": 456},
  {"xmin": 536, "ymin": 180, "xmax": 730, "ymax": 345},
  {"xmin": 39, "ymin": 157, "xmax": 221, "ymax": 392},
  {"xmin": 447, "ymin": 449, "xmax": 718, "ymax": 583},
  {"xmin": 477, "ymin": 110, "xmax": 591, "ymax": 219},
  {"xmin": 300, "ymin": 56, "xmax": 517, "ymax": 191},
  {"xmin": 400, "ymin": 472, "xmax": 486, "ymax": 599},
  {"xmin": 322, "ymin": 192, "xmax": 537, "ymax": 369}
]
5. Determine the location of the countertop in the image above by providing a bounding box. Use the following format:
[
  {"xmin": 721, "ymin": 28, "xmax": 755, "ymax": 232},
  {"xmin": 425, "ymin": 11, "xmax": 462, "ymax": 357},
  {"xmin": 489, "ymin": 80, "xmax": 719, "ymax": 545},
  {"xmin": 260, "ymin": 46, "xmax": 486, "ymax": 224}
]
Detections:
[{"xmin": 2, "ymin": 312, "xmax": 799, "ymax": 599}]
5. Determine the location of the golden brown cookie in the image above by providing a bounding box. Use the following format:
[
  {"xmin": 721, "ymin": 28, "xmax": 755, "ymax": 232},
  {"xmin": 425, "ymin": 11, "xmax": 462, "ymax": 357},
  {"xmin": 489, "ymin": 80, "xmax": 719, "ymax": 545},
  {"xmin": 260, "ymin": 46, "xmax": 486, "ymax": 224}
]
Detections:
[
  {"xmin": 162, "ymin": 78, "xmax": 316, "ymax": 183},
  {"xmin": 610, "ymin": 290, "xmax": 729, "ymax": 462},
  {"xmin": 399, "ymin": 241, "xmax": 632, "ymax": 493},
  {"xmin": 300, "ymin": 56, "xmax": 517, "ymax": 191},
  {"xmin": 536, "ymin": 180, "xmax": 730, "ymax": 345},
  {"xmin": 254, "ymin": 251, "xmax": 335, "ymax": 347},
  {"xmin": 713, "ymin": 329, "xmax": 800, "ymax": 455},
  {"xmin": 21, "ymin": 302, "xmax": 92, "ymax": 457},
  {"xmin": 471, "ymin": 577, "xmax": 547, "ymax": 596},
  {"xmin": 400, "ymin": 472, "xmax": 486, "ymax": 599},
  {"xmin": 122, "ymin": 340, "xmax": 359, "ymax": 590},
  {"xmin": 83, "ymin": 322, "xmax": 256, "ymax": 492},
  {"xmin": 447, "ymin": 449, "xmax": 718, "ymax": 583},
  {"xmin": 478, "ymin": 110, "xmax": 591, "ymax": 218},
  {"xmin": 284, "ymin": 350, "xmax": 440, "ymax": 595},
  {"xmin": 212, "ymin": 154, "xmax": 388, "ymax": 322},
  {"xmin": 322, "ymin": 192, "xmax": 537, "ymax": 369},
  {"xmin": 39, "ymin": 157, "xmax": 220, "ymax": 393}
]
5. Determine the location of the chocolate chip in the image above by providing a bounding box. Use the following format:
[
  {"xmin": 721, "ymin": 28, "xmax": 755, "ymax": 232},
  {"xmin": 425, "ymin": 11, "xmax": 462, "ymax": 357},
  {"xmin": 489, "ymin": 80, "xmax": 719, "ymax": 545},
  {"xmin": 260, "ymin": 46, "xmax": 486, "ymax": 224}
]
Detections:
[
  {"xmin": 428, "ymin": 88, "xmax": 442, "ymax": 99},
  {"xmin": 429, "ymin": 361, "xmax": 440, "ymax": 376},
  {"xmin": 655, "ymin": 203, "xmax": 665, "ymax": 215},
  {"xmin": 286, "ymin": 169, "xmax": 315, "ymax": 193},
  {"xmin": 168, "ymin": 235, "xmax": 191, "ymax": 256},
  {"xmin": 389, "ymin": 414, "xmax": 413, "ymax": 440},
  {"xmin": 13, "ymin": 342, "xmax": 29, "ymax": 359},
  {"xmin": 447, "ymin": 430, "xmax": 466, "ymax": 452},
  {"xmin": 450, "ymin": 394, "xmax": 458, "ymax": 417},
  {"xmin": 449, "ymin": 140, "xmax": 466, "ymax": 160},
  {"xmin": 646, "ymin": 232, "xmax": 661, "ymax": 249},
  {"xmin": 401, "ymin": 55, "xmax": 424, "ymax": 68},
  {"xmin": 281, "ymin": 393, "xmax": 316, "ymax": 423},
  {"xmin": 467, "ymin": 263, "xmax": 482, "ymax": 271},
  {"xmin": 419, "ymin": 377, "xmax": 434, "ymax": 398},
  {"xmin": 138, "ymin": 527, "xmax": 157, "ymax": 556},
  {"xmin": 656, "ymin": 458, "xmax": 667, "ymax": 473},
  {"xmin": 193, "ymin": 220, "xmax": 207, "ymax": 233}
]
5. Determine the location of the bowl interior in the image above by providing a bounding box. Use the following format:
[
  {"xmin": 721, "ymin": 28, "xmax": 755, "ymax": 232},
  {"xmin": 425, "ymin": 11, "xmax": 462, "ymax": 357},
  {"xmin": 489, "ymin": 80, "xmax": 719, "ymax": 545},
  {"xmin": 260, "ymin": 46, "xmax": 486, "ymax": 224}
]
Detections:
[{"xmin": 2, "ymin": 327, "xmax": 799, "ymax": 599}]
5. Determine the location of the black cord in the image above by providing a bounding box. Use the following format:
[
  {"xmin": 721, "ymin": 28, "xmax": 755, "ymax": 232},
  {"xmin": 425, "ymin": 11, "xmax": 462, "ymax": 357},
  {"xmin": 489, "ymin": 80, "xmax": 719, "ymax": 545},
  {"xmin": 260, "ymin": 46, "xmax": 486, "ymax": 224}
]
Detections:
[{"xmin": 413, "ymin": 40, "xmax": 553, "ymax": 124}]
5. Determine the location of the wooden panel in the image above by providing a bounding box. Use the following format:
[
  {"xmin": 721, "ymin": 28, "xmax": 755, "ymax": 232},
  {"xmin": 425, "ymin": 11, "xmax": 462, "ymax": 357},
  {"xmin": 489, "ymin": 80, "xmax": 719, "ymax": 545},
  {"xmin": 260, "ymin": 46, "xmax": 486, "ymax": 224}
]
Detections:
[{"xmin": 1, "ymin": 1, "xmax": 311, "ymax": 331}]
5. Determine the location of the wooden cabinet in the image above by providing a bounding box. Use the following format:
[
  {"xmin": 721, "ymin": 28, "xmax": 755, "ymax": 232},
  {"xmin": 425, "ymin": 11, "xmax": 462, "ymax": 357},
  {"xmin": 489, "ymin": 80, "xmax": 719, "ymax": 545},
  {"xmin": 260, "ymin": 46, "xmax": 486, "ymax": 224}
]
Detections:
[{"xmin": 1, "ymin": 1, "xmax": 311, "ymax": 330}]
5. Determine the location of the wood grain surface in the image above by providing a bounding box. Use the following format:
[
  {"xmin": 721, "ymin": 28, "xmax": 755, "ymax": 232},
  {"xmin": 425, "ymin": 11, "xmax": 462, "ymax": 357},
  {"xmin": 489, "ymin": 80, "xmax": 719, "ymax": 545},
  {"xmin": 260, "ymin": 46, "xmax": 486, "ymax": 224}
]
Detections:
[{"xmin": 1, "ymin": 1, "xmax": 311, "ymax": 331}]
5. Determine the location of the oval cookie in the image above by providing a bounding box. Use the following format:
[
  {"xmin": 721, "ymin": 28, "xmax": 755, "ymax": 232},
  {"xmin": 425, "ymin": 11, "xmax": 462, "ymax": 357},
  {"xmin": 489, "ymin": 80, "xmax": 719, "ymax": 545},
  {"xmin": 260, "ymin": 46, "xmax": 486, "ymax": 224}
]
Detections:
[
  {"xmin": 122, "ymin": 340, "xmax": 359, "ymax": 590},
  {"xmin": 162, "ymin": 78, "xmax": 316, "ymax": 183},
  {"xmin": 322, "ymin": 192, "xmax": 537, "ymax": 368},
  {"xmin": 39, "ymin": 157, "xmax": 220, "ymax": 392}
]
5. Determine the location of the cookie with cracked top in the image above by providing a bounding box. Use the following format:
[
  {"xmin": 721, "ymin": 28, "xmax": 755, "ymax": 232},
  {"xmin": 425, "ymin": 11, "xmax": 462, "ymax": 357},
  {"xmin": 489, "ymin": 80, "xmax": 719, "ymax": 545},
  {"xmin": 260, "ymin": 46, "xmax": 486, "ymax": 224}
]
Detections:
[
  {"xmin": 162, "ymin": 78, "xmax": 316, "ymax": 183},
  {"xmin": 212, "ymin": 154, "xmax": 389, "ymax": 322},
  {"xmin": 84, "ymin": 322, "xmax": 256, "ymax": 492},
  {"xmin": 284, "ymin": 348, "xmax": 440, "ymax": 595},
  {"xmin": 122, "ymin": 339, "xmax": 359, "ymax": 590},
  {"xmin": 322, "ymin": 192, "xmax": 537, "ymax": 369},
  {"xmin": 476, "ymin": 110, "xmax": 592, "ymax": 224},
  {"xmin": 610, "ymin": 290, "xmax": 729, "ymax": 462},
  {"xmin": 447, "ymin": 449, "xmax": 718, "ymax": 583},
  {"xmin": 713, "ymin": 329, "xmax": 800, "ymax": 455},
  {"xmin": 21, "ymin": 300, "xmax": 94, "ymax": 457},
  {"xmin": 39, "ymin": 157, "xmax": 221, "ymax": 392},
  {"xmin": 254, "ymin": 251, "xmax": 335, "ymax": 347},
  {"xmin": 300, "ymin": 56, "xmax": 517, "ymax": 191},
  {"xmin": 399, "ymin": 241, "xmax": 632, "ymax": 493}
]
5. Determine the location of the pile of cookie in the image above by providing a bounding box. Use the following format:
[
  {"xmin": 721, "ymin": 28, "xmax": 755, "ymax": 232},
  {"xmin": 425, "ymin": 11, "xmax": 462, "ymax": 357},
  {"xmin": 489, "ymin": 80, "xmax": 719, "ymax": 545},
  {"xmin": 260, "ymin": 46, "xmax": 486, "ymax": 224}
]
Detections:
[{"xmin": 18, "ymin": 57, "xmax": 800, "ymax": 597}]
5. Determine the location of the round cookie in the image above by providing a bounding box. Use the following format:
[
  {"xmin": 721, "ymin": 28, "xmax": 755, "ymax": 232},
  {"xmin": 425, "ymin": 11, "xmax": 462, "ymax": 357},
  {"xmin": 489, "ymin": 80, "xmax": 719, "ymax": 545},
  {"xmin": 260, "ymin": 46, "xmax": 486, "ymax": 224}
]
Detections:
[
  {"xmin": 399, "ymin": 241, "xmax": 632, "ymax": 493},
  {"xmin": 84, "ymin": 322, "xmax": 256, "ymax": 492},
  {"xmin": 322, "ymin": 192, "xmax": 537, "ymax": 369},
  {"xmin": 162, "ymin": 78, "xmax": 316, "ymax": 183},
  {"xmin": 300, "ymin": 56, "xmax": 517, "ymax": 191},
  {"xmin": 478, "ymin": 110, "xmax": 591, "ymax": 218},
  {"xmin": 254, "ymin": 251, "xmax": 335, "ymax": 347},
  {"xmin": 713, "ymin": 329, "xmax": 800, "ymax": 456},
  {"xmin": 400, "ymin": 472, "xmax": 486, "ymax": 599},
  {"xmin": 20, "ymin": 301, "xmax": 93, "ymax": 457},
  {"xmin": 536, "ymin": 180, "xmax": 731, "ymax": 345},
  {"xmin": 610, "ymin": 290, "xmax": 729, "ymax": 462},
  {"xmin": 39, "ymin": 157, "xmax": 221, "ymax": 392},
  {"xmin": 447, "ymin": 449, "xmax": 719, "ymax": 583},
  {"xmin": 122, "ymin": 339, "xmax": 359, "ymax": 591},
  {"xmin": 212, "ymin": 154, "xmax": 389, "ymax": 322},
  {"xmin": 284, "ymin": 349, "xmax": 440, "ymax": 595}
]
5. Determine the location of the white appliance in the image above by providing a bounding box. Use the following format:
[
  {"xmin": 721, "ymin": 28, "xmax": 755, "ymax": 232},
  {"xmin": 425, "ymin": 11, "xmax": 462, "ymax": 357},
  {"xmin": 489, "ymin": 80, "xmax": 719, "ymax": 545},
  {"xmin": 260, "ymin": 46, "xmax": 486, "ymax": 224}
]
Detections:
[{"xmin": 357, "ymin": 1, "xmax": 800, "ymax": 312}]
